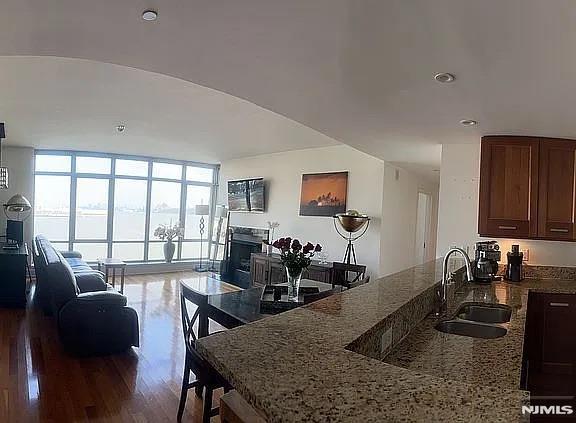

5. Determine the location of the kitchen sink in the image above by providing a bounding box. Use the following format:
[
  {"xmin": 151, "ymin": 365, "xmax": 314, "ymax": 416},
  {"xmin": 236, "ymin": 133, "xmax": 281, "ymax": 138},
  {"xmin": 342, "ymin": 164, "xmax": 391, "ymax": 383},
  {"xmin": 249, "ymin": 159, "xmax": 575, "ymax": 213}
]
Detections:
[
  {"xmin": 455, "ymin": 303, "xmax": 512, "ymax": 324},
  {"xmin": 435, "ymin": 320, "xmax": 507, "ymax": 339}
]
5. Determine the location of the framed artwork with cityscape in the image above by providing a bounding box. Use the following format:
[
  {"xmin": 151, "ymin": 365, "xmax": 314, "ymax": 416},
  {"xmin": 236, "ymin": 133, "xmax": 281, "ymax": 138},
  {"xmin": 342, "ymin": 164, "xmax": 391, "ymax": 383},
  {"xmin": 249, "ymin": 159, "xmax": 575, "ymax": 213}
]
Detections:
[{"xmin": 299, "ymin": 171, "xmax": 348, "ymax": 217}]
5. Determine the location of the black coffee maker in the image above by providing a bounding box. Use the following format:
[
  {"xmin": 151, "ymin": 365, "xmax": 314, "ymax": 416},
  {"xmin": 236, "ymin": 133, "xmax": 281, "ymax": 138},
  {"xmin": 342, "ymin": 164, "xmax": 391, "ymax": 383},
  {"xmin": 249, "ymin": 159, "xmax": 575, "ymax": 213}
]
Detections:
[
  {"xmin": 474, "ymin": 241, "xmax": 501, "ymax": 283},
  {"xmin": 505, "ymin": 244, "xmax": 524, "ymax": 282}
]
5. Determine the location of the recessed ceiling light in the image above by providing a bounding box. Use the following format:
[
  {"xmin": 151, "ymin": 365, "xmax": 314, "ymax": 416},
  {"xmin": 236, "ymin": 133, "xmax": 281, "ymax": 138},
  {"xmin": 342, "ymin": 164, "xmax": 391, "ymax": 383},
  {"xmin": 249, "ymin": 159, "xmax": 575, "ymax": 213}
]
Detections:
[
  {"xmin": 142, "ymin": 10, "xmax": 158, "ymax": 21},
  {"xmin": 116, "ymin": 124, "xmax": 126, "ymax": 133},
  {"xmin": 459, "ymin": 119, "xmax": 478, "ymax": 126},
  {"xmin": 434, "ymin": 73, "xmax": 456, "ymax": 83}
]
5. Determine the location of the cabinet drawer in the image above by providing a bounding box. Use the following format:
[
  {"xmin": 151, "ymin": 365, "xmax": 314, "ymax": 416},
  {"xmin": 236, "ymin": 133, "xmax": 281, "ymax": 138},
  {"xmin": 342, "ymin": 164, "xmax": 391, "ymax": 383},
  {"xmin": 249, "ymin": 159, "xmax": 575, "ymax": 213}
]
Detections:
[
  {"xmin": 542, "ymin": 222, "xmax": 574, "ymax": 240},
  {"xmin": 483, "ymin": 219, "xmax": 530, "ymax": 238}
]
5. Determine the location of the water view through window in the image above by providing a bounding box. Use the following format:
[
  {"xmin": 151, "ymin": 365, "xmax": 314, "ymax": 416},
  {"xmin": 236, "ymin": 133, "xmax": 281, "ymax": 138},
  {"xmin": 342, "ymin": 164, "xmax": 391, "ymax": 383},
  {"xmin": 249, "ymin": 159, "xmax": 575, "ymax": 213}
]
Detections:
[{"xmin": 34, "ymin": 152, "xmax": 217, "ymax": 262}]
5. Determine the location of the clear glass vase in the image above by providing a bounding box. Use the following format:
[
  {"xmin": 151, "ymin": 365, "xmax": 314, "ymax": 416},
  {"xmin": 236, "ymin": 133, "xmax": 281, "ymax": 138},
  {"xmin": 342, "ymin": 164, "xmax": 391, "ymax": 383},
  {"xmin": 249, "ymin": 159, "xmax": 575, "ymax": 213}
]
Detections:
[{"xmin": 286, "ymin": 267, "xmax": 303, "ymax": 302}]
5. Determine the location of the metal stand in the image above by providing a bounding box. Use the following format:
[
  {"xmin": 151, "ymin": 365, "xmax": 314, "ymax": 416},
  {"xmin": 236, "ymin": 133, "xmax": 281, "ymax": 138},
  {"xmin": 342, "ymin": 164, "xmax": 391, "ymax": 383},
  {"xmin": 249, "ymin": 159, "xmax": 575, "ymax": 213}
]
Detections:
[
  {"xmin": 196, "ymin": 215, "xmax": 209, "ymax": 272},
  {"xmin": 333, "ymin": 219, "xmax": 370, "ymax": 265}
]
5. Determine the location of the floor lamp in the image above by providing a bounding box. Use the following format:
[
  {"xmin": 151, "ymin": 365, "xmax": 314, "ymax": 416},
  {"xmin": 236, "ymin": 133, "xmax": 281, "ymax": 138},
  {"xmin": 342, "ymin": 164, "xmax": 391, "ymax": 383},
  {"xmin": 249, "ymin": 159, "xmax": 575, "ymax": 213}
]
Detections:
[{"xmin": 195, "ymin": 204, "xmax": 210, "ymax": 272}]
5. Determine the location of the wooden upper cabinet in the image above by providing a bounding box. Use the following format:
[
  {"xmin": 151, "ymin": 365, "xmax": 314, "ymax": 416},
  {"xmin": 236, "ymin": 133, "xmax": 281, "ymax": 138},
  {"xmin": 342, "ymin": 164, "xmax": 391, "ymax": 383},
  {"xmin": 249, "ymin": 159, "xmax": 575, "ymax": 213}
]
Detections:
[
  {"xmin": 538, "ymin": 139, "xmax": 576, "ymax": 240},
  {"xmin": 478, "ymin": 136, "xmax": 540, "ymax": 238},
  {"xmin": 478, "ymin": 136, "xmax": 576, "ymax": 241}
]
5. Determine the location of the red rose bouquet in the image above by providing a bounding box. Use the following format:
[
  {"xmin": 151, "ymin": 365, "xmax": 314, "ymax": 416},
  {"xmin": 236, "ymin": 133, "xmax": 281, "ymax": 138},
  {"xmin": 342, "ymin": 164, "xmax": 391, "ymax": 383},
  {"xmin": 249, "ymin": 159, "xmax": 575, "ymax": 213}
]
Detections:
[{"xmin": 272, "ymin": 237, "xmax": 322, "ymax": 277}]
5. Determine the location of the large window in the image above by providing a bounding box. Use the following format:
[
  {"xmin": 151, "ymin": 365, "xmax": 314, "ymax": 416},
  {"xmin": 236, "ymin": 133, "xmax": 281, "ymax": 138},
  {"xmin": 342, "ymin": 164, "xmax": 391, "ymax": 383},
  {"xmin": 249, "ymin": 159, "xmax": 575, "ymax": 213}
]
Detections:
[{"xmin": 34, "ymin": 151, "xmax": 217, "ymax": 263}]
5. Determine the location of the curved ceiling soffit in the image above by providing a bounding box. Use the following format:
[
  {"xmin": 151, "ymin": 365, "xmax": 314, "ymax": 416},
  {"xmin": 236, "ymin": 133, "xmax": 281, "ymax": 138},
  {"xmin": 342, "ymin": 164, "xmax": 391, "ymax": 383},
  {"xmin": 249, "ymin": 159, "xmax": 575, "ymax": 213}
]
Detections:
[{"xmin": 0, "ymin": 55, "xmax": 340, "ymax": 162}]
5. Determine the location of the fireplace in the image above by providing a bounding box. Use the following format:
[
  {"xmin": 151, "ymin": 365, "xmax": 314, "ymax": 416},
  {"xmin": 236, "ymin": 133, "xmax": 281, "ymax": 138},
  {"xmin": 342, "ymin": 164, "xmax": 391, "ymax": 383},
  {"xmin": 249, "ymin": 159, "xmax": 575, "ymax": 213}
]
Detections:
[{"xmin": 221, "ymin": 226, "xmax": 269, "ymax": 288}]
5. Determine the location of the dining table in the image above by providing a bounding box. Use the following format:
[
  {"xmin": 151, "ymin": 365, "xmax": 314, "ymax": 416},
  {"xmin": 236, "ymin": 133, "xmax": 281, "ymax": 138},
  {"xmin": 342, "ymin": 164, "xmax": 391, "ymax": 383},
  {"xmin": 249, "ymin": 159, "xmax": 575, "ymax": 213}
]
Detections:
[{"xmin": 179, "ymin": 277, "xmax": 335, "ymax": 338}]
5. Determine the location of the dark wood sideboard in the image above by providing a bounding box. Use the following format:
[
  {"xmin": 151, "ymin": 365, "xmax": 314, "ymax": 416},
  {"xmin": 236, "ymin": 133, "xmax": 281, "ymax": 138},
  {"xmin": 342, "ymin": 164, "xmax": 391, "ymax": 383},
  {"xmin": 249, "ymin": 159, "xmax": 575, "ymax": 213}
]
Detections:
[
  {"xmin": 0, "ymin": 243, "xmax": 28, "ymax": 307},
  {"xmin": 250, "ymin": 253, "xmax": 332, "ymax": 286}
]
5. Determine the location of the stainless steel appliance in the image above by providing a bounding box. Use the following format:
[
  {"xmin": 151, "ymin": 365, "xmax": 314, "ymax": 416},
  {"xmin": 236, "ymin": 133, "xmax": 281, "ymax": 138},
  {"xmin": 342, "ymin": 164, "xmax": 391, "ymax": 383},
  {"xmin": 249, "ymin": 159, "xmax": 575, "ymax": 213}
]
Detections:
[
  {"xmin": 474, "ymin": 241, "xmax": 501, "ymax": 283},
  {"xmin": 505, "ymin": 244, "xmax": 524, "ymax": 282}
]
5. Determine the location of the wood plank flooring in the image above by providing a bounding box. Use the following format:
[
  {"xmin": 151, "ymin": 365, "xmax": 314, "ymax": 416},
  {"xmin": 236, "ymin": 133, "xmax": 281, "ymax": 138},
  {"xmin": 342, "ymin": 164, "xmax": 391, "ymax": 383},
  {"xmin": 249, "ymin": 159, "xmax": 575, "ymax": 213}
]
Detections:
[{"xmin": 0, "ymin": 271, "xmax": 239, "ymax": 422}]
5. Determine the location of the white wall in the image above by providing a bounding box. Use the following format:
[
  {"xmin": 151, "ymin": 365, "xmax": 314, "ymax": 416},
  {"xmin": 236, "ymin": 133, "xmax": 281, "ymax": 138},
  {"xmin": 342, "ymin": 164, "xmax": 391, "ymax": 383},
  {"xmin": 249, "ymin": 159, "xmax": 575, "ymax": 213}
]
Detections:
[
  {"xmin": 437, "ymin": 143, "xmax": 481, "ymax": 256},
  {"xmin": 0, "ymin": 147, "xmax": 35, "ymax": 246},
  {"xmin": 219, "ymin": 145, "xmax": 384, "ymax": 276},
  {"xmin": 380, "ymin": 163, "xmax": 439, "ymax": 275},
  {"xmin": 219, "ymin": 145, "xmax": 440, "ymax": 277},
  {"xmin": 437, "ymin": 142, "xmax": 576, "ymax": 267}
]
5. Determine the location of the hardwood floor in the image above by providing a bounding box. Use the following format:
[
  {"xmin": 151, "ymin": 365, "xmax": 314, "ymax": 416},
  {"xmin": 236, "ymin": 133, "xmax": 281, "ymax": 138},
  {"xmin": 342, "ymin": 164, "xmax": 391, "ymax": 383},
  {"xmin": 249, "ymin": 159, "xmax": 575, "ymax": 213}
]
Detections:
[{"xmin": 0, "ymin": 271, "xmax": 239, "ymax": 422}]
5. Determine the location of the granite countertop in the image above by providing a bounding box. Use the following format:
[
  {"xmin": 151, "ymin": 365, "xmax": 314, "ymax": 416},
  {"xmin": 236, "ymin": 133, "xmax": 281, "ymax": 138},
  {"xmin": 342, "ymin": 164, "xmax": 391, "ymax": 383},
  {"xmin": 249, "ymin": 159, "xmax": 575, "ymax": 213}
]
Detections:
[
  {"xmin": 197, "ymin": 259, "xmax": 543, "ymax": 422},
  {"xmin": 385, "ymin": 278, "xmax": 576, "ymax": 390}
]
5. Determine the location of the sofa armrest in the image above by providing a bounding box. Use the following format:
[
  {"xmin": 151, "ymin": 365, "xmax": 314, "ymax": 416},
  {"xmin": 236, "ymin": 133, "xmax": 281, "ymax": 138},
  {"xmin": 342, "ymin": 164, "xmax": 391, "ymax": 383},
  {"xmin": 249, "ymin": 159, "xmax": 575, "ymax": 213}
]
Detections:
[
  {"xmin": 58, "ymin": 293, "xmax": 139, "ymax": 355},
  {"xmin": 75, "ymin": 291, "xmax": 127, "ymax": 307},
  {"xmin": 75, "ymin": 272, "xmax": 108, "ymax": 292},
  {"xmin": 59, "ymin": 250, "xmax": 83, "ymax": 259}
]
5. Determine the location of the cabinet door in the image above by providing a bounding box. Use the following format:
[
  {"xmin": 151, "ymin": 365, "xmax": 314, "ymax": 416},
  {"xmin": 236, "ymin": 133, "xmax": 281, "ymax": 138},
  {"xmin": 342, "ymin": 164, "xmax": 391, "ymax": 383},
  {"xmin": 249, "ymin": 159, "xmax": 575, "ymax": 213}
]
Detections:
[
  {"xmin": 250, "ymin": 256, "xmax": 269, "ymax": 287},
  {"xmin": 304, "ymin": 266, "xmax": 331, "ymax": 284},
  {"xmin": 540, "ymin": 294, "xmax": 576, "ymax": 374},
  {"xmin": 478, "ymin": 136, "xmax": 539, "ymax": 238},
  {"xmin": 538, "ymin": 139, "xmax": 576, "ymax": 240},
  {"xmin": 268, "ymin": 260, "xmax": 287, "ymax": 284}
]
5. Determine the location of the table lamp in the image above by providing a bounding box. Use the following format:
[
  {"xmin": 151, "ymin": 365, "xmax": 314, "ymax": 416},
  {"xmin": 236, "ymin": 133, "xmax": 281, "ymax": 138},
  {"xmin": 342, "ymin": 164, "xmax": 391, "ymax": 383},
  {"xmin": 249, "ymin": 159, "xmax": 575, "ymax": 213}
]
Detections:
[
  {"xmin": 4, "ymin": 194, "xmax": 32, "ymax": 245},
  {"xmin": 195, "ymin": 204, "xmax": 210, "ymax": 272}
]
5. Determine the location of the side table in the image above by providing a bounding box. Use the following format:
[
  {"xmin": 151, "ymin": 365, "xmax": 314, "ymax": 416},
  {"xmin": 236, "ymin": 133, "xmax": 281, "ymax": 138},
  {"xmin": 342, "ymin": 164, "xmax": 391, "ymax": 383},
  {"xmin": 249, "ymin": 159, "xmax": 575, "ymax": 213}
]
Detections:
[{"xmin": 97, "ymin": 258, "xmax": 127, "ymax": 294}]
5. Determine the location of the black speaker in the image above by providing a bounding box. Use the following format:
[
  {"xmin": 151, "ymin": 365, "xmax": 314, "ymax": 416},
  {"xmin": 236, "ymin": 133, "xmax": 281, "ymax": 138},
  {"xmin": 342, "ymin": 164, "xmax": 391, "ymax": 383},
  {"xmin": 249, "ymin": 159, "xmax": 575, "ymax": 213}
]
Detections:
[
  {"xmin": 0, "ymin": 123, "xmax": 5, "ymax": 139},
  {"xmin": 6, "ymin": 220, "xmax": 23, "ymax": 244}
]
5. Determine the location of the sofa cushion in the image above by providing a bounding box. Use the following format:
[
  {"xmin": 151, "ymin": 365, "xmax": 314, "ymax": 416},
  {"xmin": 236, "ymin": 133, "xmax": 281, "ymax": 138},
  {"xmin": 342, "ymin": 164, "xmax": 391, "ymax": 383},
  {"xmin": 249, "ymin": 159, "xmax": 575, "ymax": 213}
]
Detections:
[
  {"xmin": 59, "ymin": 250, "xmax": 83, "ymax": 259},
  {"xmin": 75, "ymin": 272, "xmax": 108, "ymax": 292},
  {"xmin": 65, "ymin": 257, "xmax": 94, "ymax": 273}
]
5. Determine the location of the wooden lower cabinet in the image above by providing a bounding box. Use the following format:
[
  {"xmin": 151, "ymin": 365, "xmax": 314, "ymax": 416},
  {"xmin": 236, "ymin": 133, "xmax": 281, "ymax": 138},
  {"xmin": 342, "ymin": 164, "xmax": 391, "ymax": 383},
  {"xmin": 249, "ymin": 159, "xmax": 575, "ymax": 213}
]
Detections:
[
  {"xmin": 526, "ymin": 292, "xmax": 576, "ymax": 376},
  {"xmin": 525, "ymin": 292, "xmax": 576, "ymax": 419},
  {"xmin": 250, "ymin": 255, "xmax": 269, "ymax": 286},
  {"xmin": 269, "ymin": 260, "xmax": 287, "ymax": 285},
  {"xmin": 249, "ymin": 253, "xmax": 332, "ymax": 286}
]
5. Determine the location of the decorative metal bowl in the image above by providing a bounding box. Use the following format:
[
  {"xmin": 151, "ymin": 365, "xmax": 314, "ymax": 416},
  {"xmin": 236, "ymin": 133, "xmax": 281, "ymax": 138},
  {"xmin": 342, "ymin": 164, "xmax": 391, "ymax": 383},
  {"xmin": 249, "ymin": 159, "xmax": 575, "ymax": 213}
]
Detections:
[{"xmin": 334, "ymin": 213, "xmax": 370, "ymax": 233}]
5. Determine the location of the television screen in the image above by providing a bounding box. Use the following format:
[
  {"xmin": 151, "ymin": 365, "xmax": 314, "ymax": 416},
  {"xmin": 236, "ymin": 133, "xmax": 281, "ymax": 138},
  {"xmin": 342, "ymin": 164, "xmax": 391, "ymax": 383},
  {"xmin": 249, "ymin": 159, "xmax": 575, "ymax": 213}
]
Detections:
[{"xmin": 228, "ymin": 178, "xmax": 265, "ymax": 212}]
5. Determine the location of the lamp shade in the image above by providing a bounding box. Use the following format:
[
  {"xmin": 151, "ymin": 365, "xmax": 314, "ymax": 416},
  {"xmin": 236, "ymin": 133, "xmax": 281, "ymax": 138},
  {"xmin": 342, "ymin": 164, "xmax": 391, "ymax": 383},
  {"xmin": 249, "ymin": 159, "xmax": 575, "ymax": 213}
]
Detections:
[
  {"xmin": 195, "ymin": 204, "xmax": 210, "ymax": 216},
  {"xmin": 4, "ymin": 194, "xmax": 31, "ymax": 212}
]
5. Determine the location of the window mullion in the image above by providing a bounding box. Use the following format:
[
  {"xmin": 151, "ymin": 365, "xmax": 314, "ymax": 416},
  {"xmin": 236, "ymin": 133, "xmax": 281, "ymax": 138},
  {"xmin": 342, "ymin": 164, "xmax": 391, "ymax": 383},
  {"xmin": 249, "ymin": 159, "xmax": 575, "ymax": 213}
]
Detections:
[
  {"xmin": 107, "ymin": 159, "xmax": 116, "ymax": 259},
  {"xmin": 143, "ymin": 160, "xmax": 153, "ymax": 261},
  {"xmin": 69, "ymin": 155, "xmax": 77, "ymax": 251},
  {"xmin": 178, "ymin": 167, "xmax": 187, "ymax": 261}
]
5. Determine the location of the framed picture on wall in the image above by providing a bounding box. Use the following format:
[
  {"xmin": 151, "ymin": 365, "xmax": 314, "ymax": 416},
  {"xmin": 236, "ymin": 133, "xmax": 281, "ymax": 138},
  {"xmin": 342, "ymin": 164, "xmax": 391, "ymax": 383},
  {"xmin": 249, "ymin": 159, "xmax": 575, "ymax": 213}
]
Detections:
[{"xmin": 299, "ymin": 171, "xmax": 348, "ymax": 217}]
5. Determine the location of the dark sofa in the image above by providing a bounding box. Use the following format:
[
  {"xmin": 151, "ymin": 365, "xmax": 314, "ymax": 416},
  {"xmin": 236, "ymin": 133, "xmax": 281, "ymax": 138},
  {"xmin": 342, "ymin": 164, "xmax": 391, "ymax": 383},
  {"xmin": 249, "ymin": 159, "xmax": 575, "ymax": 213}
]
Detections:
[{"xmin": 33, "ymin": 235, "xmax": 139, "ymax": 355}]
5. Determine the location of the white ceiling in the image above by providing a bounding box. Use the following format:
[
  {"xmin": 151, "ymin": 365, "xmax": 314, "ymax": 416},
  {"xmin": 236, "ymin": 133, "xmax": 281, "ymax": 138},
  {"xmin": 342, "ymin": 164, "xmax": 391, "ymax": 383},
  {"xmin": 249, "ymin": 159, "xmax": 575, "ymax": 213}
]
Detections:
[
  {"xmin": 0, "ymin": 56, "xmax": 337, "ymax": 162},
  {"xmin": 3, "ymin": 0, "xmax": 576, "ymax": 171}
]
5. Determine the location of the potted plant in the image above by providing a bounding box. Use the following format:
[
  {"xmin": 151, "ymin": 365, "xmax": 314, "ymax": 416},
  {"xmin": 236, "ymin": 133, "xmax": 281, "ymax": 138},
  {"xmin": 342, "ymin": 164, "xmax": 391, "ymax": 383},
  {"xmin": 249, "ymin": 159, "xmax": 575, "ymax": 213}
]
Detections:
[
  {"xmin": 272, "ymin": 237, "xmax": 322, "ymax": 301},
  {"xmin": 154, "ymin": 221, "xmax": 184, "ymax": 263}
]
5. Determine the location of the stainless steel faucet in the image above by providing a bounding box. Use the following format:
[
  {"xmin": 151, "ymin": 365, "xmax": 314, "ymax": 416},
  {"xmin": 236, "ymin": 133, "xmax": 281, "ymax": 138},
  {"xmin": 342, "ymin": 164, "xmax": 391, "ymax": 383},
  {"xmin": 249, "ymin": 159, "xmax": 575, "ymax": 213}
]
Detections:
[{"xmin": 437, "ymin": 247, "xmax": 474, "ymax": 317}]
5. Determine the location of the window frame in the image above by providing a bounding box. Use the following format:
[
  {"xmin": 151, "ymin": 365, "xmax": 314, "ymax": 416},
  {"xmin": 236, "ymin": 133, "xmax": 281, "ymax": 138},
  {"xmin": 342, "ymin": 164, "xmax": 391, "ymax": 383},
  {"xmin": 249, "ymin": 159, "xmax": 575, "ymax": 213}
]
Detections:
[{"xmin": 34, "ymin": 150, "xmax": 219, "ymax": 263}]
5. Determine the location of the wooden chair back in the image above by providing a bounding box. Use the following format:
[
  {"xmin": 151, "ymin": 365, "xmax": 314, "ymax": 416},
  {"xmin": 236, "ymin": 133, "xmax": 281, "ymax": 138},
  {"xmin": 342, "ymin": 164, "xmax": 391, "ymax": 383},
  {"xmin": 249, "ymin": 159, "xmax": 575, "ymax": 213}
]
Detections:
[
  {"xmin": 180, "ymin": 287, "xmax": 201, "ymax": 357},
  {"xmin": 332, "ymin": 262, "xmax": 367, "ymax": 289}
]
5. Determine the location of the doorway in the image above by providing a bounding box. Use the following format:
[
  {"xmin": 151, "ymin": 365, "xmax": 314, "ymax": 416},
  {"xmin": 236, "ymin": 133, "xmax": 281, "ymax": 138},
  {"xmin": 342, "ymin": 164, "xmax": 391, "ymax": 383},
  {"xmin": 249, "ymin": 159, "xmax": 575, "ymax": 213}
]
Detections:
[{"xmin": 415, "ymin": 192, "xmax": 432, "ymax": 265}]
